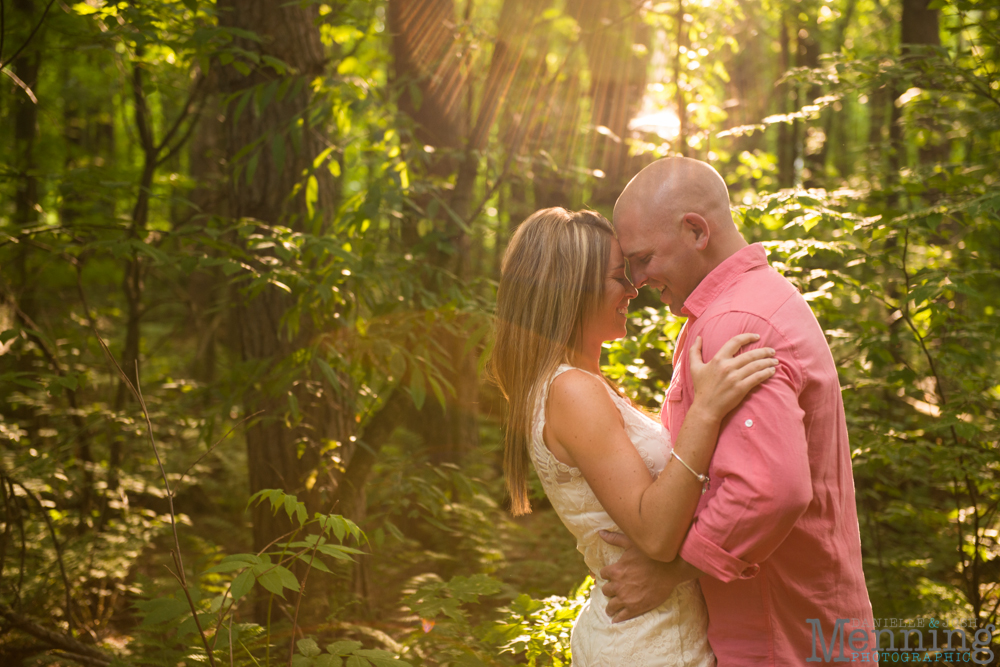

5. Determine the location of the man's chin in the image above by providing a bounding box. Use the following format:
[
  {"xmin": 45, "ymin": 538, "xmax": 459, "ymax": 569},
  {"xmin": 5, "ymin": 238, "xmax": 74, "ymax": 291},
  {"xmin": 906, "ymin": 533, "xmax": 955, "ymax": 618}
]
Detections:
[{"xmin": 665, "ymin": 302, "xmax": 684, "ymax": 317}]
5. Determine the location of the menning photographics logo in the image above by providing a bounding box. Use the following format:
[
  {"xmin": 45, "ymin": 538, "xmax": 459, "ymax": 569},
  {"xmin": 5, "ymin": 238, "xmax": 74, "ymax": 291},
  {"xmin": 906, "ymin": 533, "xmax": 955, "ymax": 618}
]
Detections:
[{"xmin": 806, "ymin": 617, "xmax": 996, "ymax": 664}]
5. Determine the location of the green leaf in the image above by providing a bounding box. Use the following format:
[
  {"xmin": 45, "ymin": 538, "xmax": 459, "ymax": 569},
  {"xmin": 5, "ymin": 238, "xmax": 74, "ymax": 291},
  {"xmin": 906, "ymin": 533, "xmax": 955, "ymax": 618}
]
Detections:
[
  {"xmin": 261, "ymin": 54, "xmax": 288, "ymax": 75},
  {"xmin": 426, "ymin": 374, "xmax": 446, "ymax": 408},
  {"xmin": 256, "ymin": 568, "xmax": 286, "ymax": 597},
  {"xmin": 274, "ymin": 565, "xmax": 300, "ymax": 593},
  {"xmin": 71, "ymin": 1, "xmax": 100, "ymax": 15},
  {"xmin": 298, "ymin": 638, "xmax": 322, "ymax": 658},
  {"xmin": 256, "ymin": 80, "xmax": 279, "ymax": 116},
  {"xmin": 409, "ymin": 366, "xmax": 426, "ymax": 410},
  {"xmin": 315, "ymin": 656, "xmax": 343, "ymax": 667},
  {"xmin": 306, "ymin": 175, "xmax": 319, "ymax": 218},
  {"xmin": 326, "ymin": 641, "xmax": 363, "ymax": 657},
  {"xmin": 313, "ymin": 146, "xmax": 335, "ymax": 170},
  {"xmin": 296, "ymin": 552, "xmax": 332, "ymax": 572},
  {"xmin": 137, "ymin": 596, "xmax": 190, "ymax": 626},
  {"xmin": 355, "ymin": 649, "xmax": 407, "ymax": 667},
  {"xmin": 233, "ymin": 89, "xmax": 252, "ymax": 125},
  {"xmin": 316, "ymin": 358, "xmax": 341, "ymax": 393},
  {"xmin": 317, "ymin": 544, "xmax": 363, "ymax": 561},
  {"xmin": 328, "ymin": 515, "xmax": 346, "ymax": 542},
  {"xmin": 245, "ymin": 151, "xmax": 260, "ymax": 185},
  {"xmin": 271, "ymin": 134, "xmax": 286, "ymax": 174},
  {"xmin": 230, "ymin": 569, "xmax": 255, "ymax": 600},
  {"xmin": 204, "ymin": 560, "xmax": 250, "ymax": 574}
]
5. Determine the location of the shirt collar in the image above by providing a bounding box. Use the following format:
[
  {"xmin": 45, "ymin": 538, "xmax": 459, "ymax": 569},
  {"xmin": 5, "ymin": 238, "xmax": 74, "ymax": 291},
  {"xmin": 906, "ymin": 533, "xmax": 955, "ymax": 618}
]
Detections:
[{"xmin": 681, "ymin": 243, "xmax": 769, "ymax": 319}]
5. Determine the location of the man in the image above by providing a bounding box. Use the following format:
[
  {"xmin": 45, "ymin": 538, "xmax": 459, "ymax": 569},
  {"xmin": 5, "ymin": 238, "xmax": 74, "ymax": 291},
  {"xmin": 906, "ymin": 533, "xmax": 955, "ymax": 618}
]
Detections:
[{"xmin": 602, "ymin": 157, "xmax": 876, "ymax": 665}]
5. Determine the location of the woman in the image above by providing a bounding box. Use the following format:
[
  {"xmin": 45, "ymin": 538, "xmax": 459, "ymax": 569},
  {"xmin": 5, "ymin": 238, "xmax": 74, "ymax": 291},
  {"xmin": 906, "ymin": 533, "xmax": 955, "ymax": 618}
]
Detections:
[{"xmin": 487, "ymin": 208, "xmax": 778, "ymax": 666}]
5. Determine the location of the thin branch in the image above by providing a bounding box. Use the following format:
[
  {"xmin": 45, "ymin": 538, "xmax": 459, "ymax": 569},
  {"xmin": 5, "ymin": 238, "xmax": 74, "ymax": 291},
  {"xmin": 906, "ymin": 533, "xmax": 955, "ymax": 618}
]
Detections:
[
  {"xmin": 228, "ymin": 614, "xmax": 234, "ymax": 667},
  {"xmin": 0, "ymin": 66, "xmax": 36, "ymax": 103},
  {"xmin": 155, "ymin": 100, "xmax": 206, "ymax": 168},
  {"xmin": 154, "ymin": 73, "xmax": 205, "ymax": 154},
  {"xmin": 131, "ymin": 61, "xmax": 156, "ymax": 155},
  {"xmin": 286, "ymin": 540, "xmax": 321, "ymax": 667},
  {"xmin": 0, "ymin": 604, "xmax": 111, "ymax": 666},
  {"xmin": 93, "ymin": 334, "xmax": 218, "ymax": 667},
  {"xmin": 0, "ymin": 0, "xmax": 56, "ymax": 75},
  {"xmin": 0, "ymin": 474, "xmax": 76, "ymax": 635}
]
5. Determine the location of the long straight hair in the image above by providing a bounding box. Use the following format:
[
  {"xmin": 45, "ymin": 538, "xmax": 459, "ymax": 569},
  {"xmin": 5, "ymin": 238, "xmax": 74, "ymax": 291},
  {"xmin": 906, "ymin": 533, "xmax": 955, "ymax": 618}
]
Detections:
[{"xmin": 487, "ymin": 207, "xmax": 615, "ymax": 515}]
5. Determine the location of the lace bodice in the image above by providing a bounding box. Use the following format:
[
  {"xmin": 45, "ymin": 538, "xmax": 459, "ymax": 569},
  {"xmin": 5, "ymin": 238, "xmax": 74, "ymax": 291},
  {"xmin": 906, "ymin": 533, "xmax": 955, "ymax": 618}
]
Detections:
[
  {"xmin": 530, "ymin": 364, "xmax": 670, "ymax": 577},
  {"xmin": 528, "ymin": 364, "xmax": 715, "ymax": 667}
]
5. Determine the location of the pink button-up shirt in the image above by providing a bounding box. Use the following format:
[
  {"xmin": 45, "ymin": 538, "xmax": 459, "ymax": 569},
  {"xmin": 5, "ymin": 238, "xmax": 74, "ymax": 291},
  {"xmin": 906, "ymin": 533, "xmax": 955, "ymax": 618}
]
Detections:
[{"xmin": 664, "ymin": 244, "xmax": 876, "ymax": 666}]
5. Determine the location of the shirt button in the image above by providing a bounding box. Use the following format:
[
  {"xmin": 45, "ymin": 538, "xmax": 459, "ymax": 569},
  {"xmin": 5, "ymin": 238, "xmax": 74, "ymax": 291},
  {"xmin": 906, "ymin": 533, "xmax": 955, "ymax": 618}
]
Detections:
[{"xmin": 744, "ymin": 419, "xmax": 754, "ymax": 427}]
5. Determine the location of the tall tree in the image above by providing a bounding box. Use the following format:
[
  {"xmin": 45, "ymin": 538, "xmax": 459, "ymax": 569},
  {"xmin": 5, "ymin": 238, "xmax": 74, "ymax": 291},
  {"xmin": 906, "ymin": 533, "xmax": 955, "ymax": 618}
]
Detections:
[{"xmin": 214, "ymin": 0, "xmax": 350, "ymax": 557}]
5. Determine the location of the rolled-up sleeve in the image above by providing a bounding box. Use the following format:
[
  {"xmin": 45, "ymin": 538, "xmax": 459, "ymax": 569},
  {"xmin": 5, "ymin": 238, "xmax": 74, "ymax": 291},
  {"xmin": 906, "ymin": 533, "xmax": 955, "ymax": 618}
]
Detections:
[{"xmin": 677, "ymin": 312, "xmax": 813, "ymax": 583}]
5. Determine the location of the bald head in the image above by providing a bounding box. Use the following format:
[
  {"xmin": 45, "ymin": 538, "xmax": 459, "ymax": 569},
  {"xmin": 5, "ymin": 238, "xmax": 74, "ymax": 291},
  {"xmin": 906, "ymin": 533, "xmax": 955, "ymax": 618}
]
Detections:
[
  {"xmin": 614, "ymin": 157, "xmax": 735, "ymax": 236},
  {"xmin": 612, "ymin": 157, "xmax": 746, "ymax": 313}
]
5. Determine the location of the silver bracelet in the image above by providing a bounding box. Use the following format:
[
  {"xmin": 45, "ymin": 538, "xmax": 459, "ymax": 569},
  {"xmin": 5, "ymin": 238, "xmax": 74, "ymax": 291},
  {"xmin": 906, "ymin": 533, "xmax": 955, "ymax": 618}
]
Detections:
[{"xmin": 671, "ymin": 450, "xmax": 710, "ymax": 494}]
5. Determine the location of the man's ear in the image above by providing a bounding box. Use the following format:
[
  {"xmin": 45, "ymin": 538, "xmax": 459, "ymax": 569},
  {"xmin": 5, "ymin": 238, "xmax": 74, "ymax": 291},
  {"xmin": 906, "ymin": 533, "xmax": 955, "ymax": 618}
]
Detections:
[{"xmin": 683, "ymin": 213, "xmax": 710, "ymax": 251}]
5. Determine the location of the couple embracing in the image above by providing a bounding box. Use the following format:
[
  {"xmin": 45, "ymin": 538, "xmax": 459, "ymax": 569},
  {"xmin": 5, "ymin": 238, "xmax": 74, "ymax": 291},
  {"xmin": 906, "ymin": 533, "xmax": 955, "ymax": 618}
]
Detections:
[{"xmin": 488, "ymin": 157, "xmax": 876, "ymax": 666}]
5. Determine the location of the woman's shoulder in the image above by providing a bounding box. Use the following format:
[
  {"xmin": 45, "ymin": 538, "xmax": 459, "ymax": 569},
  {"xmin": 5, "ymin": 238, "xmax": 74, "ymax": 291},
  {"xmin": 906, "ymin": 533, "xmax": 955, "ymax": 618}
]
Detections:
[
  {"xmin": 546, "ymin": 367, "xmax": 621, "ymax": 426},
  {"xmin": 549, "ymin": 365, "xmax": 608, "ymax": 395}
]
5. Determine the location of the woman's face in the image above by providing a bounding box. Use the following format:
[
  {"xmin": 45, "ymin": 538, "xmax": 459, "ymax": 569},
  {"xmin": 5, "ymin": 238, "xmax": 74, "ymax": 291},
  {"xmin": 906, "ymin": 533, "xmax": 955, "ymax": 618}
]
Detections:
[{"xmin": 581, "ymin": 239, "xmax": 639, "ymax": 344}]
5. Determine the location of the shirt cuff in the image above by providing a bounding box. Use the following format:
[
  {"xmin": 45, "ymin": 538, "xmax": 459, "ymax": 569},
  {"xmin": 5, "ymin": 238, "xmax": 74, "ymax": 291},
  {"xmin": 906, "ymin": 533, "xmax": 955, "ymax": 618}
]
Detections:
[{"xmin": 680, "ymin": 522, "xmax": 760, "ymax": 583}]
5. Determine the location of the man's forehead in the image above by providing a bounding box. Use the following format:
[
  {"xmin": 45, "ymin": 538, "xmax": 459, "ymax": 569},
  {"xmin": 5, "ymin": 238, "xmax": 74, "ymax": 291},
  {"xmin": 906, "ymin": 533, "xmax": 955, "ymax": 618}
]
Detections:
[{"xmin": 613, "ymin": 212, "xmax": 652, "ymax": 259}]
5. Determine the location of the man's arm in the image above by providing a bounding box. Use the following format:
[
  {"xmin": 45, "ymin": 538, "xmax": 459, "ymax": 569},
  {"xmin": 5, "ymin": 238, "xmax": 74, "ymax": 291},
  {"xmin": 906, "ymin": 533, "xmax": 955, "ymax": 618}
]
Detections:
[
  {"xmin": 598, "ymin": 530, "xmax": 704, "ymax": 623},
  {"xmin": 678, "ymin": 311, "xmax": 812, "ymax": 582}
]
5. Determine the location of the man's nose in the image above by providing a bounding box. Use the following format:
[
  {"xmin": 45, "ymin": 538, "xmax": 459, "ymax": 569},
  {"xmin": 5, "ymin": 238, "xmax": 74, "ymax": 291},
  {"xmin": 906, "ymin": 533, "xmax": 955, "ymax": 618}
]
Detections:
[{"xmin": 630, "ymin": 269, "xmax": 648, "ymax": 289}]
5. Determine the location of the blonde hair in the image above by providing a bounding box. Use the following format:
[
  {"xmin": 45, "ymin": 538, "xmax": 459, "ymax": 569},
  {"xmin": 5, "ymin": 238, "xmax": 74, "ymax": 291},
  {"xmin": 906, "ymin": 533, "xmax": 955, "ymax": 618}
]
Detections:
[{"xmin": 487, "ymin": 207, "xmax": 616, "ymax": 515}]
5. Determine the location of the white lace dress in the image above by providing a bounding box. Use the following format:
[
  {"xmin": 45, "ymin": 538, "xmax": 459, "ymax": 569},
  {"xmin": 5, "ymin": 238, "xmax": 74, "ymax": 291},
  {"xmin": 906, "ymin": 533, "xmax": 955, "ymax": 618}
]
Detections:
[{"xmin": 529, "ymin": 365, "xmax": 715, "ymax": 666}]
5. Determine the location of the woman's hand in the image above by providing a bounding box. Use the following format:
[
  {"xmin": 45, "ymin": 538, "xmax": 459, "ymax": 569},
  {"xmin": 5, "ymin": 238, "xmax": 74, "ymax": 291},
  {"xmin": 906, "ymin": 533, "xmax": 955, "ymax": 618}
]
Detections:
[{"xmin": 688, "ymin": 333, "xmax": 777, "ymax": 422}]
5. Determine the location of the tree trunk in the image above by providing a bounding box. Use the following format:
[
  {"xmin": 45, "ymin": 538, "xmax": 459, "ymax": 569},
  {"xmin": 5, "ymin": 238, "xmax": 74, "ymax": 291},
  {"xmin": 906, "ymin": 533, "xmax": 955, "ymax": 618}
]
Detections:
[
  {"xmin": 890, "ymin": 0, "xmax": 943, "ymax": 173},
  {"xmin": 776, "ymin": 12, "xmax": 797, "ymax": 188},
  {"xmin": 215, "ymin": 0, "xmax": 349, "ymax": 564},
  {"xmin": 575, "ymin": 0, "xmax": 651, "ymax": 203},
  {"xmin": 901, "ymin": 0, "xmax": 940, "ymax": 48},
  {"xmin": 724, "ymin": 0, "xmax": 768, "ymax": 156},
  {"xmin": 12, "ymin": 1, "xmax": 40, "ymax": 320}
]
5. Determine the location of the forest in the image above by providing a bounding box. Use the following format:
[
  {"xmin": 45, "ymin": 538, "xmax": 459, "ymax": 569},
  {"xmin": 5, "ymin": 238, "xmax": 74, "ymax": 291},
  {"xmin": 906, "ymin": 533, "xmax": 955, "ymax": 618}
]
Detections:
[{"xmin": 0, "ymin": 0, "xmax": 998, "ymax": 664}]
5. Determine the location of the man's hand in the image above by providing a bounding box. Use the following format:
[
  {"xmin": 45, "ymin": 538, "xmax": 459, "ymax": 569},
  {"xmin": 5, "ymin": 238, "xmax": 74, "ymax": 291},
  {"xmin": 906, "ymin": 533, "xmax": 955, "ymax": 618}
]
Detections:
[{"xmin": 598, "ymin": 530, "xmax": 703, "ymax": 623}]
